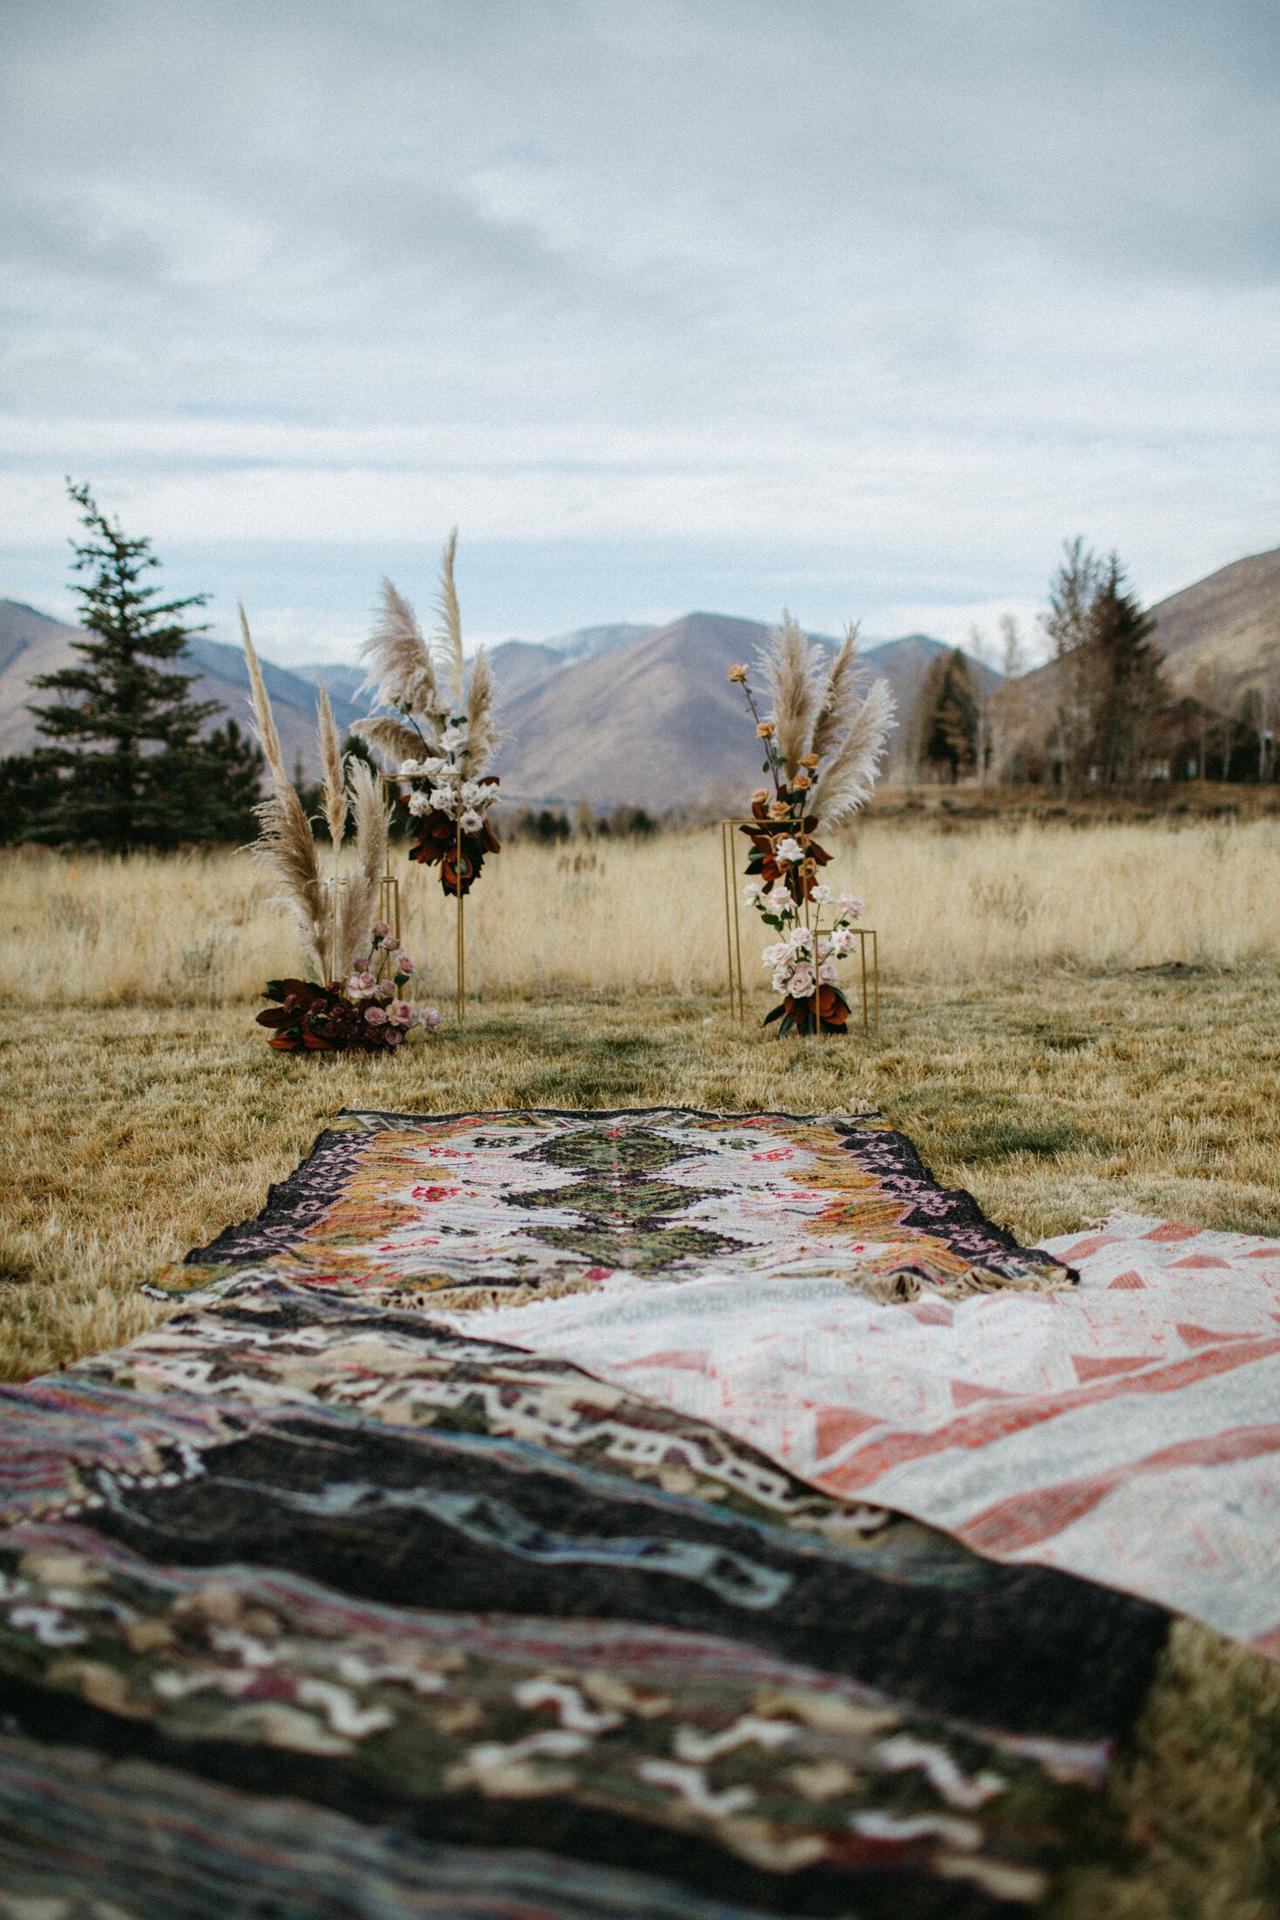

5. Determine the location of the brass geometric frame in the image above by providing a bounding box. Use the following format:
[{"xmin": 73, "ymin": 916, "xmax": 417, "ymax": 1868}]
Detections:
[
  {"xmin": 380, "ymin": 774, "xmax": 467, "ymax": 1024},
  {"xmin": 719, "ymin": 819, "xmax": 879, "ymax": 1037}
]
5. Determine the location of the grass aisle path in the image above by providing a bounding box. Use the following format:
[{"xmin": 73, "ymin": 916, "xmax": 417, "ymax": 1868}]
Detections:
[
  {"xmin": 3, "ymin": 968, "xmax": 1277, "ymax": 1381},
  {"xmin": 2, "ymin": 969, "xmax": 1279, "ymax": 1917}
]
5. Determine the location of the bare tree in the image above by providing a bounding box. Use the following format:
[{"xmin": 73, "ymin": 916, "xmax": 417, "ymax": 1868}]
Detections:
[
  {"xmin": 1041, "ymin": 539, "xmax": 1104, "ymax": 787},
  {"xmin": 967, "ymin": 625, "xmax": 994, "ymax": 786}
]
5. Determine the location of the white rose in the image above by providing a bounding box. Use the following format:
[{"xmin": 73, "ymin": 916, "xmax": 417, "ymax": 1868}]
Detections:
[
  {"xmin": 785, "ymin": 925, "xmax": 812, "ymax": 952},
  {"xmin": 819, "ymin": 960, "xmax": 838, "ymax": 983},
  {"xmin": 837, "ymin": 893, "xmax": 865, "ymax": 920},
  {"xmin": 420, "ymin": 756, "xmax": 447, "ymax": 778},
  {"xmin": 772, "ymin": 967, "xmax": 793, "ymax": 993},
  {"xmin": 459, "ymin": 808, "xmax": 483, "ymax": 833},
  {"xmin": 812, "ymin": 881, "xmax": 833, "ymax": 903},
  {"xmin": 788, "ymin": 967, "xmax": 816, "ymax": 999},
  {"xmin": 428, "ymin": 786, "xmax": 455, "ymax": 811},
  {"xmin": 761, "ymin": 941, "xmax": 789, "ymax": 967},
  {"xmin": 407, "ymin": 790, "xmax": 431, "ymax": 816},
  {"xmin": 775, "ymin": 837, "xmax": 804, "ymax": 864},
  {"xmin": 742, "ymin": 879, "xmax": 763, "ymax": 904},
  {"xmin": 829, "ymin": 926, "xmax": 853, "ymax": 954},
  {"xmin": 398, "ymin": 758, "xmax": 423, "ymax": 777}
]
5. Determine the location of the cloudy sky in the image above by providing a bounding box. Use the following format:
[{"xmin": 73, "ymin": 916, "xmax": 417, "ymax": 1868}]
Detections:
[{"xmin": 2, "ymin": 0, "xmax": 1276, "ymax": 665}]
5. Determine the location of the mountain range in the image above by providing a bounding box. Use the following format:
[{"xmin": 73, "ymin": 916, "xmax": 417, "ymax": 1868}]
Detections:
[
  {"xmin": 0, "ymin": 597, "xmax": 980, "ymax": 802},
  {"xmin": 2, "ymin": 542, "xmax": 1275, "ymax": 807}
]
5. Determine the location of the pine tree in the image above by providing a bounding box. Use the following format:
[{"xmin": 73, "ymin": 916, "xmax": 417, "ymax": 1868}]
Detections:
[
  {"xmin": 26, "ymin": 481, "xmax": 219, "ymax": 849},
  {"xmin": 182, "ymin": 719, "xmax": 266, "ymax": 844},
  {"xmin": 916, "ymin": 649, "xmax": 979, "ymax": 781},
  {"xmin": 1087, "ymin": 556, "xmax": 1165, "ymax": 786}
]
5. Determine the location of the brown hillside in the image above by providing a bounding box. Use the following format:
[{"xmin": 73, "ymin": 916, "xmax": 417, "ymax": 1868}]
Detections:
[
  {"xmin": 1148, "ymin": 546, "xmax": 1280, "ymax": 692},
  {"xmin": 496, "ymin": 612, "xmax": 771, "ymax": 809},
  {"xmin": 0, "ymin": 601, "xmax": 360, "ymax": 773}
]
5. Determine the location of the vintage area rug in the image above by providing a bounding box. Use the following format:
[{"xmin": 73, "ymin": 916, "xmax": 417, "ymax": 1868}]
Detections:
[
  {"xmin": 0, "ymin": 1109, "xmax": 1173, "ymax": 1917},
  {"xmin": 169, "ymin": 1107, "xmax": 1280, "ymax": 1652},
  {"xmin": 166, "ymin": 1106, "xmax": 1074, "ymax": 1306}
]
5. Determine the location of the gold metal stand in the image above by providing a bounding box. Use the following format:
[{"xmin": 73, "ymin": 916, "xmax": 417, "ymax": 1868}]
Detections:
[
  {"xmin": 454, "ymin": 812, "xmax": 465, "ymax": 1024},
  {"xmin": 379, "ymin": 772, "xmax": 465, "ymax": 1022},
  {"xmin": 719, "ymin": 819, "xmax": 879, "ymax": 1037},
  {"xmin": 720, "ymin": 821, "xmax": 746, "ymax": 1018}
]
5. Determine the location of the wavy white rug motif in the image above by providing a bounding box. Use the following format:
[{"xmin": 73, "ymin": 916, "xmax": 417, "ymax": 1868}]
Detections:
[{"xmin": 454, "ymin": 1213, "xmax": 1280, "ymax": 1655}]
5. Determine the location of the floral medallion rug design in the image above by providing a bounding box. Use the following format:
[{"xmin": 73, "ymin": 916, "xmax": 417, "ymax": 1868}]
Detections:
[{"xmin": 0, "ymin": 1109, "xmax": 1176, "ymax": 1916}]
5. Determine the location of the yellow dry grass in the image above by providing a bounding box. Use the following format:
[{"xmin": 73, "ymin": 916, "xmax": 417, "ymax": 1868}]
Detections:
[
  {"xmin": 3, "ymin": 815, "xmax": 1278, "ymax": 1004},
  {"xmin": 1, "ymin": 821, "xmax": 1278, "ymax": 1917}
]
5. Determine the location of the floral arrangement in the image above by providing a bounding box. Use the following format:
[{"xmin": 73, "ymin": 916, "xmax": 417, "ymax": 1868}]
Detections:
[
  {"xmin": 729, "ymin": 615, "xmax": 894, "ymax": 1035},
  {"xmin": 355, "ymin": 531, "xmax": 500, "ymax": 896},
  {"xmin": 240, "ymin": 610, "xmax": 440, "ymax": 1053},
  {"xmin": 256, "ymin": 926, "xmax": 440, "ymax": 1052}
]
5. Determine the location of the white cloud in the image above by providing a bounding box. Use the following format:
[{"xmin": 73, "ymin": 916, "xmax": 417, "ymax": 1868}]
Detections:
[{"xmin": 0, "ymin": 0, "xmax": 1275, "ymax": 641}]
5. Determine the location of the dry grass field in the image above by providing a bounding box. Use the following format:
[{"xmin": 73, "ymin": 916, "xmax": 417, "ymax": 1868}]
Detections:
[
  {"xmin": 2, "ymin": 817, "xmax": 1279, "ymax": 1918},
  {"xmin": 3, "ymin": 815, "xmax": 1279, "ymax": 1003}
]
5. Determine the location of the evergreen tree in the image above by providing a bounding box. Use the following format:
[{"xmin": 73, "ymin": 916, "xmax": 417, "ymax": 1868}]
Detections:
[
  {"xmin": 916, "ymin": 648, "xmax": 979, "ymax": 781},
  {"xmin": 1087, "ymin": 556, "xmax": 1165, "ymax": 785},
  {"xmin": 182, "ymin": 719, "xmax": 265, "ymax": 844},
  {"xmin": 0, "ymin": 752, "xmax": 62, "ymax": 845},
  {"xmin": 26, "ymin": 481, "xmax": 219, "ymax": 849}
]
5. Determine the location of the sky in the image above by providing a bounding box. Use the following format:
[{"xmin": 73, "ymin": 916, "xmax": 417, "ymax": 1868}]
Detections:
[{"xmin": 1, "ymin": 0, "xmax": 1276, "ymax": 666}]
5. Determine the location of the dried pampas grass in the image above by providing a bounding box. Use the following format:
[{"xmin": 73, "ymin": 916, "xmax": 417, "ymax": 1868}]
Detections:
[
  {"xmin": 357, "ymin": 529, "xmax": 498, "ymax": 787},
  {"xmin": 352, "ymin": 714, "xmax": 425, "ymax": 767},
  {"xmin": 434, "ymin": 526, "xmax": 466, "ymax": 709},
  {"xmin": 316, "ymin": 683, "xmax": 347, "ymax": 850},
  {"xmin": 335, "ymin": 758, "xmax": 388, "ymax": 977},
  {"xmin": 763, "ymin": 613, "xmax": 825, "ymax": 780},
  {"xmin": 809, "ymin": 624, "xmax": 861, "ymax": 767},
  {"xmin": 249, "ymin": 777, "xmax": 328, "ymax": 981},
  {"xmin": 364, "ymin": 579, "xmax": 438, "ymax": 713},
  {"xmin": 808, "ymin": 675, "xmax": 895, "ymax": 824},
  {"xmin": 462, "ymin": 645, "xmax": 499, "ymax": 776},
  {"xmin": 240, "ymin": 606, "xmax": 289, "ymax": 789},
  {"xmin": 242, "ymin": 609, "xmax": 390, "ymax": 981}
]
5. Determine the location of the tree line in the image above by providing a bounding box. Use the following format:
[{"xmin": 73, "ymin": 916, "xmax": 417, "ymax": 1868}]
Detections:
[
  {"xmin": 910, "ymin": 540, "xmax": 1279, "ymax": 789},
  {"xmin": 4, "ymin": 494, "xmax": 1276, "ymax": 851}
]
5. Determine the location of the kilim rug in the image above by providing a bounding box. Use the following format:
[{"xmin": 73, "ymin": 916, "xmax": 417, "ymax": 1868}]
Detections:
[
  {"xmin": 0, "ymin": 1109, "xmax": 1171, "ymax": 1917},
  {"xmin": 451, "ymin": 1225, "xmax": 1280, "ymax": 1653},
  {"xmin": 167, "ymin": 1106, "xmax": 1278, "ymax": 1650}
]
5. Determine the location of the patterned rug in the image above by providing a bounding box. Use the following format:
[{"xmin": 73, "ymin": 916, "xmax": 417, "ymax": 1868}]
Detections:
[
  {"xmin": 456, "ymin": 1230, "xmax": 1280, "ymax": 1657},
  {"xmin": 0, "ymin": 1109, "xmax": 1169, "ymax": 1917},
  {"xmin": 167, "ymin": 1106, "xmax": 1074, "ymax": 1305}
]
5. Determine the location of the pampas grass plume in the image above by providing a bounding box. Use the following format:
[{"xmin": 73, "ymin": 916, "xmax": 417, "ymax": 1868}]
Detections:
[
  {"xmin": 316, "ymin": 682, "xmax": 347, "ymax": 850},
  {"xmin": 764, "ymin": 612, "xmax": 824, "ymax": 779},
  {"xmin": 434, "ymin": 527, "xmax": 466, "ymax": 709},
  {"xmin": 808, "ymin": 676, "xmax": 895, "ymax": 824}
]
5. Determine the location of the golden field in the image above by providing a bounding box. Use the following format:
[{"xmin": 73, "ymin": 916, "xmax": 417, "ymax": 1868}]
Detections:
[
  {"xmin": 3, "ymin": 814, "xmax": 1279, "ymax": 1004},
  {"xmin": 2, "ymin": 817, "xmax": 1279, "ymax": 1918}
]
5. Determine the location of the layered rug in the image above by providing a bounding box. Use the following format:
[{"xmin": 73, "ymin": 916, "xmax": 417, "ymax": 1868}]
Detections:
[
  {"xmin": 172, "ymin": 1106, "xmax": 1280, "ymax": 1652},
  {"xmin": 0, "ymin": 1108, "xmax": 1181, "ymax": 1917}
]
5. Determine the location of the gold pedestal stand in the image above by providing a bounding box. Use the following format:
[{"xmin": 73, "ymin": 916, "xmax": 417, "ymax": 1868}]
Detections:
[
  {"xmin": 719, "ymin": 820, "xmax": 879, "ymax": 1037},
  {"xmin": 381, "ymin": 775, "xmax": 465, "ymax": 1024}
]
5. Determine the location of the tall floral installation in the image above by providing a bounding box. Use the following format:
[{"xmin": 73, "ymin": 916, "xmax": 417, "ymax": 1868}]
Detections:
[
  {"xmin": 240, "ymin": 612, "xmax": 438, "ymax": 1053},
  {"xmin": 729, "ymin": 617, "xmax": 894, "ymax": 1036},
  {"xmin": 354, "ymin": 531, "xmax": 501, "ymax": 898}
]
